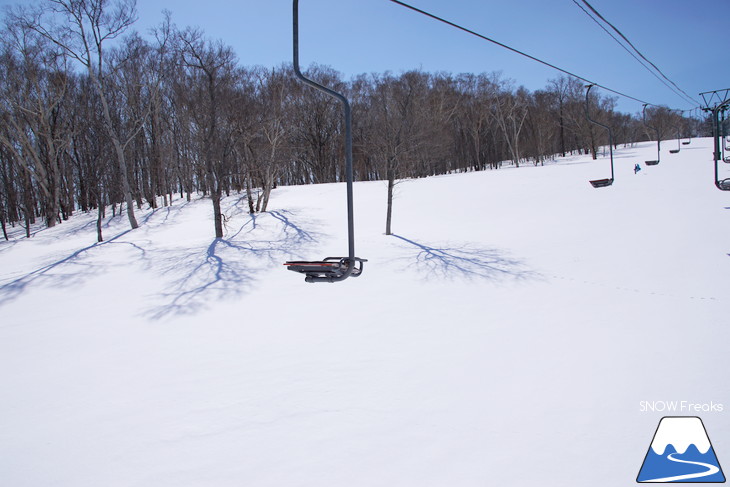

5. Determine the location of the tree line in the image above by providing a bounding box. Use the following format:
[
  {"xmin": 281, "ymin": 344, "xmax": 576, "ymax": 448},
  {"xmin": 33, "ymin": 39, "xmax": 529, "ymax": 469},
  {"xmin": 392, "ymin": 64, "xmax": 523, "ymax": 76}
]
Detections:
[{"xmin": 0, "ymin": 0, "xmax": 705, "ymax": 241}]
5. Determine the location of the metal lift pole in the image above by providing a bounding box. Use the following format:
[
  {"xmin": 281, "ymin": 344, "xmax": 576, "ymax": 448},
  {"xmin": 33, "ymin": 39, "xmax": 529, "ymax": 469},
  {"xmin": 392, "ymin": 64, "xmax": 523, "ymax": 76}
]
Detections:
[
  {"xmin": 721, "ymin": 108, "xmax": 727, "ymax": 162},
  {"xmin": 700, "ymin": 88, "xmax": 730, "ymax": 190},
  {"xmin": 712, "ymin": 108, "xmax": 722, "ymax": 186}
]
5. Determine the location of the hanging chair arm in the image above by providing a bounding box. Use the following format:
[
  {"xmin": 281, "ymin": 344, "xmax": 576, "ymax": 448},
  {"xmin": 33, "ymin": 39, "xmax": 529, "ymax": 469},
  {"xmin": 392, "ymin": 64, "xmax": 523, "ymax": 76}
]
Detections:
[
  {"xmin": 292, "ymin": 0, "xmax": 356, "ymax": 263},
  {"xmin": 584, "ymin": 85, "xmax": 615, "ymax": 181}
]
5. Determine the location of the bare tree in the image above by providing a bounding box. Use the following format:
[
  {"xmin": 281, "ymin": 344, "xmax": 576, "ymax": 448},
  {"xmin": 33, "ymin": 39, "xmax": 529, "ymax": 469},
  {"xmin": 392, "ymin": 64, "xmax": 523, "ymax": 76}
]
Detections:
[
  {"xmin": 365, "ymin": 71, "xmax": 431, "ymax": 235},
  {"xmin": 455, "ymin": 73, "xmax": 501, "ymax": 171},
  {"xmin": 176, "ymin": 26, "xmax": 237, "ymax": 238},
  {"xmin": 20, "ymin": 0, "xmax": 142, "ymax": 229},
  {"xmin": 290, "ymin": 65, "xmax": 345, "ymax": 184},
  {"xmin": 491, "ymin": 77, "xmax": 529, "ymax": 168},
  {"xmin": 0, "ymin": 17, "xmax": 73, "ymax": 228},
  {"xmin": 250, "ymin": 66, "xmax": 291, "ymax": 212}
]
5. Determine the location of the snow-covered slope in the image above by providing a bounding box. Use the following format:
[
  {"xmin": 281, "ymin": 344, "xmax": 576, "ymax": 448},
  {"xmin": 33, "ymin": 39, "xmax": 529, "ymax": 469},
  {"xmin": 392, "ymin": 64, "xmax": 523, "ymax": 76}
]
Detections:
[{"xmin": 1, "ymin": 139, "xmax": 728, "ymax": 486}]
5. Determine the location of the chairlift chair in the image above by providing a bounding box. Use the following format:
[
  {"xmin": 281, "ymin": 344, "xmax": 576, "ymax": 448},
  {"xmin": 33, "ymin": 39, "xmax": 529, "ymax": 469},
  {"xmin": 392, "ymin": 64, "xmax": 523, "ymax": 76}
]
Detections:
[
  {"xmin": 584, "ymin": 85, "xmax": 614, "ymax": 188},
  {"xmin": 681, "ymin": 109, "xmax": 693, "ymax": 145},
  {"xmin": 284, "ymin": 0, "xmax": 367, "ymax": 282},
  {"xmin": 669, "ymin": 126, "xmax": 681, "ymax": 154},
  {"xmin": 589, "ymin": 178, "xmax": 614, "ymax": 188},
  {"xmin": 284, "ymin": 257, "xmax": 366, "ymax": 283},
  {"xmin": 642, "ymin": 104, "xmax": 661, "ymax": 165}
]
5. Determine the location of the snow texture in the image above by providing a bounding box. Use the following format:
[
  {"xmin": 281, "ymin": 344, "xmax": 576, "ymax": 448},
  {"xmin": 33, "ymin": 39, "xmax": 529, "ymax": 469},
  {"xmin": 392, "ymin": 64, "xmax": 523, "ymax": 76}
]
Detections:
[{"xmin": 1, "ymin": 139, "xmax": 729, "ymax": 486}]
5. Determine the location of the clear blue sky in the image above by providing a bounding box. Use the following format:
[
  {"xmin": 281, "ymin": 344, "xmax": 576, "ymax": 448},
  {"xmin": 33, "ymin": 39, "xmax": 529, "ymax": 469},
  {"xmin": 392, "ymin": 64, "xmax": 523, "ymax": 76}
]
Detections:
[{"xmin": 3, "ymin": 0, "xmax": 728, "ymax": 114}]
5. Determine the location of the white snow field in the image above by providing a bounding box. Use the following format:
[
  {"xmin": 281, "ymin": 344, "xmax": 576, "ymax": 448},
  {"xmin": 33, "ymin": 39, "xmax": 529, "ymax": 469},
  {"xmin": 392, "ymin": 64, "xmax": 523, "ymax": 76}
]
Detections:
[{"xmin": 1, "ymin": 138, "xmax": 728, "ymax": 486}]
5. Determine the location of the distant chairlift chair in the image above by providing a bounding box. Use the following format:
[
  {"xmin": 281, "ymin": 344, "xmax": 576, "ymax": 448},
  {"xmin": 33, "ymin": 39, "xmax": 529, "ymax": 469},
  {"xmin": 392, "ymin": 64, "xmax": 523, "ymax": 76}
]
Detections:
[
  {"xmin": 284, "ymin": 0, "xmax": 367, "ymax": 282},
  {"xmin": 643, "ymin": 104, "xmax": 660, "ymax": 165},
  {"xmin": 682, "ymin": 109, "xmax": 693, "ymax": 145},
  {"xmin": 682, "ymin": 130, "xmax": 692, "ymax": 146},
  {"xmin": 584, "ymin": 85, "xmax": 614, "ymax": 188},
  {"xmin": 669, "ymin": 128, "xmax": 681, "ymax": 154}
]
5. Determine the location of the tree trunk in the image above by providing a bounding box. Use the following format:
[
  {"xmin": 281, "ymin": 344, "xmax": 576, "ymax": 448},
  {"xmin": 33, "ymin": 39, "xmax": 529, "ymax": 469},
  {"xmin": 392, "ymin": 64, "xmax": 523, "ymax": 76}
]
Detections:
[
  {"xmin": 245, "ymin": 173, "xmax": 255, "ymax": 214},
  {"xmin": 385, "ymin": 159, "xmax": 395, "ymax": 236},
  {"xmin": 260, "ymin": 168, "xmax": 273, "ymax": 212},
  {"xmin": 212, "ymin": 190, "xmax": 223, "ymax": 238},
  {"xmin": 23, "ymin": 207, "xmax": 31, "ymax": 239},
  {"xmin": 96, "ymin": 203, "xmax": 104, "ymax": 243}
]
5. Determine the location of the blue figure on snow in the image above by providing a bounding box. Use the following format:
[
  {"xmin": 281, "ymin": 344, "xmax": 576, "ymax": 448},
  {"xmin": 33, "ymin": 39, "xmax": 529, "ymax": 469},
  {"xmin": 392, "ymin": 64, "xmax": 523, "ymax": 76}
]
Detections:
[{"xmin": 634, "ymin": 163, "xmax": 642, "ymax": 174}]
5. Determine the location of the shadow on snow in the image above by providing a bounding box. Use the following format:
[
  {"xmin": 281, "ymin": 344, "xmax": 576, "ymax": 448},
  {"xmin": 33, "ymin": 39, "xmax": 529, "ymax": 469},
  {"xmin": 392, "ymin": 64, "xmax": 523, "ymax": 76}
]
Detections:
[
  {"xmin": 390, "ymin": 234, "xmax": 536, "ymax": 282},
  {"xmin": 0, "ymin": 206, "xmax": 323, "ymax": 320},
  {"xmin": 0, "ymin": 229, "xmax": 147, "ymax": 309},
  {"xmin": 144, "ymin": 209, "xmax": 322, "ymax": 319}
]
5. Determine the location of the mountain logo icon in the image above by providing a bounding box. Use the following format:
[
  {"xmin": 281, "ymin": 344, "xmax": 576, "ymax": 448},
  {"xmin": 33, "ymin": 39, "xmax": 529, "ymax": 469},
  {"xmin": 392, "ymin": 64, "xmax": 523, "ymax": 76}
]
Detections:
[{"xmin": 637, "ymin": 416, "xmax": 726, "ymax": 483}]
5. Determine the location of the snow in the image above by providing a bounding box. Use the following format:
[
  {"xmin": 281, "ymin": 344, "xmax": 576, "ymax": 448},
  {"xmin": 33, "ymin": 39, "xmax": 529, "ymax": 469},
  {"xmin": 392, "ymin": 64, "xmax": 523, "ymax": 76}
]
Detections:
[
  {"xmin": 650, "ymin": 417, "xmax": 711, "ymax": 455},
  {"xmin": 1, "ymin": 139, "xmax": 729, "ymax": 486}
]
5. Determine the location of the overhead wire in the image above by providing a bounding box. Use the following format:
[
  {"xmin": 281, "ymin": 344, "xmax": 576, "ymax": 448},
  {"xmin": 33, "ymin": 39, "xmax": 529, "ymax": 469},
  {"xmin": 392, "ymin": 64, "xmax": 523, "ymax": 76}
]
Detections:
[
  {"xmin": 572, "ymin": 0, "xmax": 697, "ymax": 108},
  {"xmin": 387, "ymin": 0, "xmax": 662, "ymax": 108},
  {"xmin": 575, "ymin": 0, "xmax": 701, "ymax": 108}
]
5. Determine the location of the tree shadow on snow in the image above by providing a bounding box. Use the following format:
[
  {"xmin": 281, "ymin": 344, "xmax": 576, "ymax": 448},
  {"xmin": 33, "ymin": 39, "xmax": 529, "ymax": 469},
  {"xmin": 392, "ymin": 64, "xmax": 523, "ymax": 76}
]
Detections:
[
  {"xmin": 144, "ymin": 210, "xmax": 322, "ymax": 319},
  {"xmin": 0, "ymin": 207, "xmax": 323, "ymax": 319},
  {"xmin": 390, "ymin": 234, "xmax": 536, "ymax": 282},
  {"xmin": 144, "ymin": 237, "xmax": 260, "ymax": 319},
  {"xmin": 0, "ymin": 230, "xmax": 150, "ymax": 310}
]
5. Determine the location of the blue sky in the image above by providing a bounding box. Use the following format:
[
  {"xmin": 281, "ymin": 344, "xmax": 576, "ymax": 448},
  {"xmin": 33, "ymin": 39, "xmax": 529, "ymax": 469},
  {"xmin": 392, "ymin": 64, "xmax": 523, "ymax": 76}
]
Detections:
[{"xmin": 3, "ymin": 0, "xmax": 728, "ymax": 114}]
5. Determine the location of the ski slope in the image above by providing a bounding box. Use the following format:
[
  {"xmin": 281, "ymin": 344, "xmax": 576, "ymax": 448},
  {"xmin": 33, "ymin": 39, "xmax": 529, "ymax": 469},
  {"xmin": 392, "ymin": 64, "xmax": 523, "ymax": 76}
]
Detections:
[{"xmin": 1, "ymin": 139, "xmax": 728, "ymax": 486}]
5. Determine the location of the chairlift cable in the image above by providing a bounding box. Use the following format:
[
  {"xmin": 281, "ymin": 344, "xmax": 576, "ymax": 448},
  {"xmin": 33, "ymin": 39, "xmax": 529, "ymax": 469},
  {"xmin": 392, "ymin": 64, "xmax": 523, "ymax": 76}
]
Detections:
[
  {"xmin": 572, "ymin": 0, "xmax": 698, "ymax": 108},
  {"xmin": 576, "ymin": 0, "xmax": 701, "ymax": 107},
  {"xmin": 388, "ymin": 0, "xmax": 664, "ymax": 108}
]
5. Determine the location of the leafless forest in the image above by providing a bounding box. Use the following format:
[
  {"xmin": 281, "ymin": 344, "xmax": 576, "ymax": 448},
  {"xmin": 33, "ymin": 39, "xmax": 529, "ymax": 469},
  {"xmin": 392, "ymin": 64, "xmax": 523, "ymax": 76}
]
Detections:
[{"xmin": 0, "ymin": 0, "xmax": 703, "ymax": 240}]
